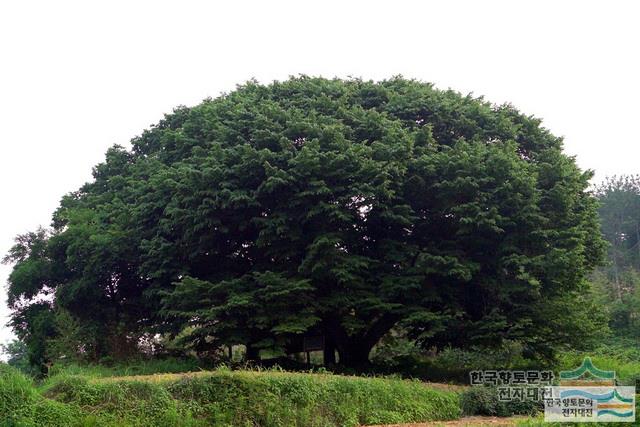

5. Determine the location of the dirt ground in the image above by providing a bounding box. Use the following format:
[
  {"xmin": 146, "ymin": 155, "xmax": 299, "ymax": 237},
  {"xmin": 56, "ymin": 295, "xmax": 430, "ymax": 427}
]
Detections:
[{"xmin": 365, "ymin": 416, "xmax": 528, "ymax": 426}]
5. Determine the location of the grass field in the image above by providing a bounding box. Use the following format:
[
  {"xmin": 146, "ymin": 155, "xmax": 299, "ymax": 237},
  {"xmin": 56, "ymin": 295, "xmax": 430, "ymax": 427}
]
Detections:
[
  {"xmin": 1, "ymin": 364, "xmax": 462, "ymax": 427},
  {"xmin": 4, "ymin": 350, "xmax": 639, "ymax": 426}
]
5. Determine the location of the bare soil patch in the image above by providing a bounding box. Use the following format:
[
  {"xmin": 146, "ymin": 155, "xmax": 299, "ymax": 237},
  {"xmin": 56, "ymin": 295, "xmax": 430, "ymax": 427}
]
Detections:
[{"xmin": 365, "ymin": 416, "xmax": 527, "ymax": 426}]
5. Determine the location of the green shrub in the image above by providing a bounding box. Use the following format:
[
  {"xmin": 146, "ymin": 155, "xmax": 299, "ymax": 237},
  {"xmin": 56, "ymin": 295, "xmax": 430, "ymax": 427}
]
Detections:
[
  {"xmin": 460, "ymin": 385, "xmax": 541, "ymax": 417},
  {"xmin": 371, "ymin": 341, "xmax": 539, "ymax": 384},
  {"xmin": 0, "ymin": 364, "xmax": 36, "ymax": 414},
  {"xmin": 29, "ymin": 399, "xmax": 80, "ymax": 427},
  {"xmin": 0, "ymin": 364, "xmax": 82, "ymax": 427}
]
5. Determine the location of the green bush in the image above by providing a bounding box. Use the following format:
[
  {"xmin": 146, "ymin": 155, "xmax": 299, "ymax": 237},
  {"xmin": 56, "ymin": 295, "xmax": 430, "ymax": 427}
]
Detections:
[
  {"xmin": 0, "ymin": 364, "xmax": 35, "ymax": 413},
  {"xmin": 0, "ymin": 364, "xmax": 81, "ymax": 427},
  {"xmin": 460, "ymin": 386, "xmax": 541, "ymax": 417},
  {"xmin": 0, "ymin": 364, "xmax": 37, "ymax": 425},
  {"xmin": 371, "ymin": 341, "xmax": 538, "ymax": 384}
]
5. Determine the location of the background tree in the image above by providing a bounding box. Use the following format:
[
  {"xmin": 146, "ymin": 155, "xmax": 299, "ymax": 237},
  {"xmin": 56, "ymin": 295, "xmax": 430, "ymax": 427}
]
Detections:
[
  {"xmin": 594, "ymin": 175, "xmax": 640, "ymax": 338},
  {"xmin": 0, "ymin": 339, "xmax": 31, "ymax": 374}
]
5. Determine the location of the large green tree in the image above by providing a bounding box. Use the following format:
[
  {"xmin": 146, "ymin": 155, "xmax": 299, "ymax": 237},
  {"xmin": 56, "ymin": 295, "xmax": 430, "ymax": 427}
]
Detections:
[{"xmin": 5, "ymin": 77, "xmax": 606, "ymax": 368}]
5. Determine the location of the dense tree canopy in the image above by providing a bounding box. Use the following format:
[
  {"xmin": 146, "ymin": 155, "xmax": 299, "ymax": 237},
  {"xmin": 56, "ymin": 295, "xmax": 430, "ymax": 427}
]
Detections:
[
  {"xmin": 4, "ymin": 77, "xmax": 606, "ymax": 369},
  {"xmin": 593, "ymin": 175, "xmax": 640, "ymax": 337},
  {"xmin": 596, "ymin": 176, "xmax": 640, "ymax": 276}
]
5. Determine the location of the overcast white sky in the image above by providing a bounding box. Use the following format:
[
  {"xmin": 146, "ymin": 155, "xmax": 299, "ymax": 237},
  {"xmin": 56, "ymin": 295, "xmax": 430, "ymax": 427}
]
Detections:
[{"xmin": 1, "ymin": 0, "xmax": 639, "ymax": 356}]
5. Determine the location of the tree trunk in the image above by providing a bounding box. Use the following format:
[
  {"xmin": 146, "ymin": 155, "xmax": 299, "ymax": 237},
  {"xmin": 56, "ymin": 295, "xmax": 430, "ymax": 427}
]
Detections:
[
  {"xmin": 636, "ymin": 221, "xmax": 640, "ymax": 270},
  {"xmin": 337, "ymin": 341, "xmax": 373, "ymax": 369},
  {"xmin": 323, "ymin": 336, "xmax": 336, "ymax": 366},
  {"xmin": 323, "ymin": 313, "xmax": 400, "ymax": 369},
  {"xmin": 245, "ymin": 344, "xmax": 260, "ymax": 361}
]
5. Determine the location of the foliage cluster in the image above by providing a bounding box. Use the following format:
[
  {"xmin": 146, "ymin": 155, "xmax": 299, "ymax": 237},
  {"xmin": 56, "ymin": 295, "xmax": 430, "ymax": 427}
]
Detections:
[
  {"xmin": 4, "ymin": 77, "xmax": 606, "ymax": 372},
  {"xmin": 459, "ymin": 385, "xmax": 541, "ymax": 417},
  {"xmin": 369, "ymin": 331, "xmax": 541, "ymax": 383}
]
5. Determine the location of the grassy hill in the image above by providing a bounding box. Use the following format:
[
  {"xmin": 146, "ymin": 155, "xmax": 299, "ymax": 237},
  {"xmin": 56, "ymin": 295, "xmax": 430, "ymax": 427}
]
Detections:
[{"xmin": 0, "ymin": 364, "xmax": 461, "ymax": 426}]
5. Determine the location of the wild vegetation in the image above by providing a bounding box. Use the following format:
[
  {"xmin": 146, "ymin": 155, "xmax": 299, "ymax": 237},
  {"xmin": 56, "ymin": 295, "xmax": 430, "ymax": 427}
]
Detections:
[
  {"xmin": 1, "ymin": 363, "xmax": 461, "ymax": 426},
  {"xmin": 2, "ymin": 77, "xmax": 640, "ymax": 426}
]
